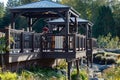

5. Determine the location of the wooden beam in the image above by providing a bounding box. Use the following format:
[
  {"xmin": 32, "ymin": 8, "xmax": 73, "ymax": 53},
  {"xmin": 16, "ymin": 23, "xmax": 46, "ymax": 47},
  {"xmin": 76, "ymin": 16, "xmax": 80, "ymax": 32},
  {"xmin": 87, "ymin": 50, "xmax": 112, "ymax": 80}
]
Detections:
[
  {"xmin": 69, "ymin": 9, "xmax": 79, "ymax": 17},
  {"xmin": 42, "ymin": 52, "xmax": 76, "ymax": 58}
]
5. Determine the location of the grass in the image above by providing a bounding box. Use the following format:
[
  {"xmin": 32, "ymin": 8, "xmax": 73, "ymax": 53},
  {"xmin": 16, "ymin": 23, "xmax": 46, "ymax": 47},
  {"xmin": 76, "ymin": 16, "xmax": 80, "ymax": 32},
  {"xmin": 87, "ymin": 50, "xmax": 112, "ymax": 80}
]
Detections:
[{"xmin": 0, "ymin": 67, "xmax": 66, "ymax": 80}]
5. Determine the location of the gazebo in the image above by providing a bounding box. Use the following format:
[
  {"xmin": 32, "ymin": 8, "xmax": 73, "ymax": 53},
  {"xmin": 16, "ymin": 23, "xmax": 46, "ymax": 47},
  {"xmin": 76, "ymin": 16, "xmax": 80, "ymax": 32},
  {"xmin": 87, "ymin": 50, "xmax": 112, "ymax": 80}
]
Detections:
[{"xmin": 2, "ymin": 0, "xmax": 94, "ymax": 80}]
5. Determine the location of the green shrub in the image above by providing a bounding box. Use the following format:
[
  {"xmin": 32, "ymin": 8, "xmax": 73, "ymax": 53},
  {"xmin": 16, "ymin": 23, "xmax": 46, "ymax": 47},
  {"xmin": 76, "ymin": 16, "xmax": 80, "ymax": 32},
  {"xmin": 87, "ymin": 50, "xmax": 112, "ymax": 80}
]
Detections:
[
  {"xmin": 0, "ymin": 70, "xmax": 17, "ymax": 80},
  {"xmin": 106, "ymin": 57, "xmax": 116, "ymax": 64},
  {"xmin": 71, "ymin": 69, "xmax": 88, "ymax": 80},
  {"xmin": 28, "ymin": 67, "xmax": 66, "ymax": 80},
  {"xmin": 95, "ymin": 54, "xmax": 103, "ymax": 62},
  {"xmin": 97, "ymin": 33, "xmax": 120, "ymax": 49},
  {"xmin": 55, "ymin": 59, "xmax": 67, "ymax": 69}
]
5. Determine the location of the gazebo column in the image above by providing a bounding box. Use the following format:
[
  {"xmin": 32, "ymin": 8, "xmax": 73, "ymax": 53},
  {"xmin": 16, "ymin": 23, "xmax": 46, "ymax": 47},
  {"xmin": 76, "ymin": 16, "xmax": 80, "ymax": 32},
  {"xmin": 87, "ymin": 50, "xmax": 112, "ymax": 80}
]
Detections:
[
  {"xmin": 28, "ymin": 17, "xmax": 32, "ymax": 32},
  {"xmin": 11, "ymin": 13, "xmax": 16, "ymax": 29},
  {"xmin": 86, "ymin": 24, "xmax": 93, "ymax": 67},
  {"xmin": 65, "ymin": 11, "xmax": 70, "ymax": 52}
]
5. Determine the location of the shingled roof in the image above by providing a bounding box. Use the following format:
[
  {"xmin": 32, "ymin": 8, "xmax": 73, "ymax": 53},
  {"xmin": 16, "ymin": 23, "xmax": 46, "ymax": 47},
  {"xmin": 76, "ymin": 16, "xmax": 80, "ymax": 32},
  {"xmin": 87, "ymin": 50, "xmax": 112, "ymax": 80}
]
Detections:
[
  {"xmin": 10, "ymin": 0, "xmax": 80, "ymax": 18},
  {"xmin": 11, "ymin": 0, "xmax": 70, "ymax": 9},
  {"xmin": 48, "ymin": 17, "xmax": 93, "ymax": 25}
]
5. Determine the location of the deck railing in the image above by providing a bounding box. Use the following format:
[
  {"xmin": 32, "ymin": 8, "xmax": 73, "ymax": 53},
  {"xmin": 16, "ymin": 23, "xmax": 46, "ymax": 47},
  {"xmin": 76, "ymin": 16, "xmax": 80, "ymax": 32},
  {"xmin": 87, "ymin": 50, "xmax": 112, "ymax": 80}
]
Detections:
[
  {"xmin": 0, "ymin": 27, "xmax": 97, "ymax": 54},
  {"xmin": 10, "ymin": 29, "xmax": 41, "ymax": 54}
]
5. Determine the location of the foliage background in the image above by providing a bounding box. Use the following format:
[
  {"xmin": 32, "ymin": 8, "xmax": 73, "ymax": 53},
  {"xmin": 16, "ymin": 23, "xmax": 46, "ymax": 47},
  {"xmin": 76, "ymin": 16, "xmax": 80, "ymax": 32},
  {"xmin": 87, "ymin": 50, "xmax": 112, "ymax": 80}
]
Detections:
[{"xmin": 0, "ymin": 0, "xmax": 120, "ymax": 38}]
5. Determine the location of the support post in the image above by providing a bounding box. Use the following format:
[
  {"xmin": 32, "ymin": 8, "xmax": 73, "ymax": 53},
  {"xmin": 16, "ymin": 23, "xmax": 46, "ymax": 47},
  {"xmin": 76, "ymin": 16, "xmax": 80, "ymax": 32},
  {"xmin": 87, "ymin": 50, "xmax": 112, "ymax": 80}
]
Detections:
[
  {"xmin": 67, "ymin": 62, "xmax": 72, "ymax": 80},
  {"xmin": 65, "ymin": 11, "xmax": 70, "ymax": 52},
  {"xmin": 86, "ymin": 24, "xmax": 93, "ymax": 68},
  {"xmin": 76, "ymin": 59, "xmax": 80, "ymax": 75},
  {"xmin": 28, "ymin": 17, "xmax": 32, "ymax": 32},
  {"xmin": 5, "ymin": 27, "xmax": 10, "ymax": 65},
  {"xmin": 11, "ymin": 13, "xmax": 16, "ymax": 29}
]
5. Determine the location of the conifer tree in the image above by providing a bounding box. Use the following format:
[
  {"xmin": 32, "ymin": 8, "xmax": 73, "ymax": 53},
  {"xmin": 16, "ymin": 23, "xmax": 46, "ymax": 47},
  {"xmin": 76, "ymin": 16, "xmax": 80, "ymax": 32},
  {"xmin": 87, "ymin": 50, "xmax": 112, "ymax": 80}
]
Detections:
[{"xmin": 92, "ymin": 6, "xmax": 115, "ymax": 38}]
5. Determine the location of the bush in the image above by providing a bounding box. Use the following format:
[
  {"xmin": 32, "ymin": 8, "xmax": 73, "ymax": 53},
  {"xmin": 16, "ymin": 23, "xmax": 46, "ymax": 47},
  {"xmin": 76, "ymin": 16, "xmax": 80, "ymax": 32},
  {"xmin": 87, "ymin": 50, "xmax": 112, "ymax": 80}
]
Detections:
[
  {"xmin": 97, "ymin": 33, "xmax": 120, "ymax": 49},
  {"xmin": 27, "ymin": 67, "xmax": 66, "ymax": 80},
  {"xmin": 71, "ymin": 69, "xmax": 88, "ymax": 80},
  {"xmin": 106, "ymin": 57, "xmax": 116, "ymax": 64},
  {"xmin": 94, "ymin": 54, "xmax": 103, "ymax": 63},
  {"xmin": 55, "ymin": 59, "xmax": 67, "ymax": 69},
  {"xmin": 103, "ymin": 67, "xmax": 120, "ymax": 80},
  {"xmin": 0, "ymin": 70, "xmax": 17, "ymax": 80},
  {"xmin": 93, "ymin": 52, "xmax": 116, "ymax": 64}
]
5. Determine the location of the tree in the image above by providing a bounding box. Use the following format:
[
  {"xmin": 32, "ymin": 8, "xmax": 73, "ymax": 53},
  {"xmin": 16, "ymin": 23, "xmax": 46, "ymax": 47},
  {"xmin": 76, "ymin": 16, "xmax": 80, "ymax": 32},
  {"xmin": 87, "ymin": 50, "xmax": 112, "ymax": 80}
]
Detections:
[
  {"xmin": 20, "ymin": 0, "xmax": 39, "ymax": 4},
  {"xmin": 92, "ymin": 6, "xmax": 115, "ymax": 38},
  {"xmin": 7, "ymin": 0, "xmax": 20, "ymax": 7},
  {"xmin": 0, "ymin": 2, "xmax": 5, "ymax": 28},
  {"xmin": 112, "ymin": 1, "xmax": 120, "ymax": 37},
  {"xmin": 0, "ymin": 2, "xmax": 4, "ymax": 18}
]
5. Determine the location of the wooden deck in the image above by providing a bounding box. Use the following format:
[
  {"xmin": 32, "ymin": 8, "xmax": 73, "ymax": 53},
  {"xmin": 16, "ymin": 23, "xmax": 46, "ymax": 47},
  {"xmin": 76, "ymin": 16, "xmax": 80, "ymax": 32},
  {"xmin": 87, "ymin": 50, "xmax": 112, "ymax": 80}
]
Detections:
[
  {"xmin": 0, "ymin": 27, "xmax": 97, "ymax": 64},
  {"xmin": 8, "ymin": 51, "xmax": 86, "ymax": 63}
]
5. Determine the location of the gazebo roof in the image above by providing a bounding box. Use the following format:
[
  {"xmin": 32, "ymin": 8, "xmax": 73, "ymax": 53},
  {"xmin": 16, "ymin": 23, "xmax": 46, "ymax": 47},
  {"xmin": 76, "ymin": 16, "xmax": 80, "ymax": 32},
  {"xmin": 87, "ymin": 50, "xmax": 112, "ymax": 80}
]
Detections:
[
  {"xmin": 48, "ymin": 17, "xmax": 93, "ymax": 26},
  {"xmin": 11, "ymin": 0, "xmax": 69, "ymax": 9},
  {"xmin": 10, "ymin": 0, "xmax": 80, "ymax": 18}
]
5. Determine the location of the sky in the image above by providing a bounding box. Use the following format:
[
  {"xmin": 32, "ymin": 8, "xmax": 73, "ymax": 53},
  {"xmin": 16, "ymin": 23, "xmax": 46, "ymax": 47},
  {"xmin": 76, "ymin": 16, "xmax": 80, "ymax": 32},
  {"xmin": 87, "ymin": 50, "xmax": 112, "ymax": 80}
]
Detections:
[{"xmin": 0, "ymin": 0, "xmax": 8, "ymax": 6}]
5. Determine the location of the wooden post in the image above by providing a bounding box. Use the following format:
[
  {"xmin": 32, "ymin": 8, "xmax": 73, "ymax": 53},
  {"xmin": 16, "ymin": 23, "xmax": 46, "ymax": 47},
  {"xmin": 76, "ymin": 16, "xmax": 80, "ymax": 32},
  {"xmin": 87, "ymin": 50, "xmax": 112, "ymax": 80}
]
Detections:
[
  {"xmin": 86, "ymin": 24, "xmax": 93, "ymax": 68},
  {"xmin": 73, "ymin": 34, "xmax": 76, "ymax": 52},
  {"xmin": 76, "ymin": 59, "xmax": 80, "ymax": 75},
  {"xmin": 40, "ymin": 35, "xmax": 43, "ymax": 53},
  {"xmin": 20, "ymin": 32, "xmax": 24, "ymax": 53},
  {"xmin": 67, "ymin": 62, "xmax": 72, "ymax": 80},
  {"xmin": 31, "ymin": 33, "xmax": 35, "ymax": 52},
  {"xmin": 78, "ymin": 36, "xmax": 80, "ymax": 51},
  {"xmin": 65, "ymin": 11, "xmax": 70, "ymax": 52},
  {"xmin": 11, "ymin": 13, "xmax": 16, "ymax": 29},
  {"xmin": 75, "ymin": 17, "xmax": 78, "ymax": 33},
  {"xmin": 28, "ymin": 17, "xmax": 32, "ymax": 32},
  {"xmin": 5, "ymin": 27, "xmax": 10, "ymax": 64}
]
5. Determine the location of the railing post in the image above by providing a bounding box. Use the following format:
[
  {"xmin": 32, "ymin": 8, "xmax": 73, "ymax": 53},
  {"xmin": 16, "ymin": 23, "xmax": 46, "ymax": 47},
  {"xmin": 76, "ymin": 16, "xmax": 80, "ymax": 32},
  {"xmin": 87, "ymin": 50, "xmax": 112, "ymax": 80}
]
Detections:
[
  {"xmin": 73, "ymin": 34, "xmax": 76, "ymax": 52},
  {"xmin": 77, "ymin": 36, "xmax": 80, "ymax": 51},
  {"xmin": 31, "ymin": 33, "xmax": 34, "ymax": 52},
  {"xmin": 40, "ymin": 35, "xmax": 43, "ymax": 53},
  {"xmin": 20, "ymin": 32, "xmax": 24, "ymax": 53}
]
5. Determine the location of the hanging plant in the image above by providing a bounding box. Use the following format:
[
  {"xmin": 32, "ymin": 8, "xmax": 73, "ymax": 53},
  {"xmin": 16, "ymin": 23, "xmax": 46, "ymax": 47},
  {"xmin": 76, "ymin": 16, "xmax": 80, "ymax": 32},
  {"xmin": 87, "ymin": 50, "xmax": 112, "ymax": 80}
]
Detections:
[{"xmin": 0, "ymin": 36, "xmax": 15, "ymax": 53}]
